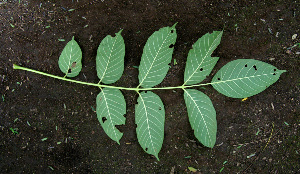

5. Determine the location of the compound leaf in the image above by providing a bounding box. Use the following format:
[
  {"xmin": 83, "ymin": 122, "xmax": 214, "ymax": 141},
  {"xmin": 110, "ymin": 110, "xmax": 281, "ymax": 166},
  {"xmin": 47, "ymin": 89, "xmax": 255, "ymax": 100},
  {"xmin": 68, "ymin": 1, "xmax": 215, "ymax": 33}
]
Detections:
[
  {"xmin": 138, "ymin": 24, "xmax": 177, "ymax": 88},
  {"xmin": 96, "ymin": 30, "xmax": 125, "ymax": 84},
  {"xmin": 96, "ymin": 88, "xmax": 126, "ymax": 144},
  {"xmin": 184, "ymin": 31, "xmax": 223, "ymax": 85},
  {"xmin": 58, "ymin": 36, "xmax": 82, "ymax": 77},
  {"xmin": 135, "ymin": 91, "xmax": 165, "ymax": 160},
  {"xmin": 211, "ymin": 59, "xmax": 286, "ymax": 98},
  {"xmin": 184, "ymin": 89, "xmax": 217, "ymax": 148}
]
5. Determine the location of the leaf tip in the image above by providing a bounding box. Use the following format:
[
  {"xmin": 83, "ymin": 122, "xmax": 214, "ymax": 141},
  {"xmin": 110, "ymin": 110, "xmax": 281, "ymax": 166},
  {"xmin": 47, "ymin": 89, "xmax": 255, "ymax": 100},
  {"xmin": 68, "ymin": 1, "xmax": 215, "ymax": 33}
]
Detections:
[
  {"xmin": 172, "ymin": 22, "xmax": 178, "ymax": 28},
  {"xmin": 275, "ymin": 69, "xmax": 287, "ymax": 76},
  {"xmin": 216, "ymin": 30, "xmax": 224, "ymax": 37},
  {"xmin": 117, "ymin": 29, "xmax": 123, "ymax": 35}
]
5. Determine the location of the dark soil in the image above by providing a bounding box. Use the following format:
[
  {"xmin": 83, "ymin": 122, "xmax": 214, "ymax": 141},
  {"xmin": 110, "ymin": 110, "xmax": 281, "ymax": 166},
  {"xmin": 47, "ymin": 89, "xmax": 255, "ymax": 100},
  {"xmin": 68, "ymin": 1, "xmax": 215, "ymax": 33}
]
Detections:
[{"xmin": 1, "ymin": 0, "xmax": 299, "ymax": 173}]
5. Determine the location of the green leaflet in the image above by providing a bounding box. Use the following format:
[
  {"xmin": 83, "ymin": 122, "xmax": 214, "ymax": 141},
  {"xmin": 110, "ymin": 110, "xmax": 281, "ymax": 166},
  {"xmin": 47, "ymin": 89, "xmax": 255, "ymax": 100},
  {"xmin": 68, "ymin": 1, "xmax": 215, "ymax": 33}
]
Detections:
[
  {"xmin": 96, "ymin": 88, "xmax": 126, "ymax": 144},
  {"xmin": 184, "ymin": 31, "xmax": 223, "ymax": 85},
  {"xmin": 58, "ymin": 36, "xmax": 82, "ymax": 77},
  {"xmin": 184, "ymin": 89, "xmax": 217, "ymax": 148},
  {"xmin": 211, "ymin": 59, "xmax": 286, "ymax": 98},
  {"xmin": 135, "ymin": 91, "xmax": 165, "ymax": 160},
  {"xmin": 96, "ymin": 30, "xmax": 125, "ymax": 84},
  {"xmin": 138, "ymin": 24, "xmax": 177, "ymax": 88}
]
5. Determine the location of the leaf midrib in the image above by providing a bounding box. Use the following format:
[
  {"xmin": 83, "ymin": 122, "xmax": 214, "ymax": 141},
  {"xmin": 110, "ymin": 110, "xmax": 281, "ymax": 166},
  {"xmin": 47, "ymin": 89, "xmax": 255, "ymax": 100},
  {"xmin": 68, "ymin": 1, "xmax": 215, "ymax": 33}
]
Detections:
[
  {"xmin": 66, "ymin": 41, "xmax": 74, "ymax": 76},
  {"xmin": 212, "ymin": 72, "xmax": 285, "ymax": 85},
  {"xmin": 102, "ymin": 90, "xmax": 118, "ymax": 141}
]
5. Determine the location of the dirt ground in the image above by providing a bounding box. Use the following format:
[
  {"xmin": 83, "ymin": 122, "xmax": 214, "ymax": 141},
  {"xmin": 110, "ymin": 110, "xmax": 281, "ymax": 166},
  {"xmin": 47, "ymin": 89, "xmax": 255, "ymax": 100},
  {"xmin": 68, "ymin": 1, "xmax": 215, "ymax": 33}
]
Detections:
[{"xmin": 0, "ymin": 0, "xmax": 299, "ymax": 173}]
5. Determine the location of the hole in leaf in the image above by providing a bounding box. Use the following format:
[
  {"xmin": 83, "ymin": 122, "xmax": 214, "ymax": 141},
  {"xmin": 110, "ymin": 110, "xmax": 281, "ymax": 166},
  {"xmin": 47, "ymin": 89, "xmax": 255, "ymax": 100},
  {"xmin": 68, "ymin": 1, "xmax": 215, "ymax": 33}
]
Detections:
[
  {"xmin": 159, "ymin": 107, "xmax": 162, "ymax": 110},
  {"xmin": 253, "ymin": 65, "xmax": 257, "ymax": 71},
  {"xmin": 274, "ymin": 69, "xmax": 277, "ymax": 72},
  {"xmin": 245, "ymin": 64, "xmax": 248, "ymax": 67},
  {"xmin": 71, "ymin": 62, "xmax": 77, "ymax": 68},
  {"xmin": 199, "ymin": 68, "xmax": 203, "ymax": 71},
  {"xmin": 171, "ymin": 30, "xmax": 174, "ymax": 33},
  {"xmin": 145, "ymin": 148, "xmax": 148, "ymax": 151},
  {"xmin": 68, "ymin": 69, "xmax": 72, "ymax": 73},
  {"xmin": 102, "ymin": 117, "xmax": 107, "ymax": 123},
  {"xmin": 273, "ymin": 73, "xmax": 276, "ymax": 75},
  {"xmin": 169, "ymin": 44, "xmax": 174, "ymax": 48},
  {"xmin": 217, "ymin": 78, "xmax": 221, "ymax": 80}
]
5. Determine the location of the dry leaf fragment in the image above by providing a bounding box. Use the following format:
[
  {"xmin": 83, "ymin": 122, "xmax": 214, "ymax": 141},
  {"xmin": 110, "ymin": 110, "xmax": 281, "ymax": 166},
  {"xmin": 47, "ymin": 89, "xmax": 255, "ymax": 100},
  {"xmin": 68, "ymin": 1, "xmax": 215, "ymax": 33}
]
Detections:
[{"xmin": 188, "ymin": 167, "xmax": 197, "ymax": 172}]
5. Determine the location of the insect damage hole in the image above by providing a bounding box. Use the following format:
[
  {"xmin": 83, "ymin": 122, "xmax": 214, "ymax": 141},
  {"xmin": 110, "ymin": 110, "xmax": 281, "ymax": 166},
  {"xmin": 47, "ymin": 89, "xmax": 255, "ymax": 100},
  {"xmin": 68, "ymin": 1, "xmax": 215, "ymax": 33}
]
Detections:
[
  {"xmin": 217, "ymin": 78, "xmax": 221, "ymax": 80},
  {"xmin": 158, "ymin": 107, "xmax": 162, "ymax": 110},
  {"xmin": 102, "ymin": 117, "xmax": 107, "ymax": 123},
  {"xmin": 253, "ymin": 65, "xmax": 257, "ymax": 71},
  {"xmin": 68, "ymin": 69, "xmax": 72, "ymax": 73},
  {"xmin": 71, "ymin": 62, "xmax": 77, "ymax": 68},
  {"xmin": 169, "ymin": 44, "xmax": 174, "ymax": 48},
  {"xmin": 145, "ymin": 148, "xmax": 148, "ymax": 151},
  {"xmin": 199, "ymin": 68, "xmax": 203, "ymax": 71},
  {"xmin": 245, "ymin": 64, "xmax": 248, "ymax": 67},
  {"xmin": 170, "ymin": 30, "xmax": 174, "ymax": 33}
]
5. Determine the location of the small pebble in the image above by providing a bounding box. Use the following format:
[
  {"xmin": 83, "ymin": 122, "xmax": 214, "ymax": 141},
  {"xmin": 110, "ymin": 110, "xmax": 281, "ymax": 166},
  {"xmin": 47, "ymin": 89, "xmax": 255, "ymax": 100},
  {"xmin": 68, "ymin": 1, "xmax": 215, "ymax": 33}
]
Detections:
[{"xmin": 292, "ymin": 34, "xmax": 297, "ymax": 40}]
